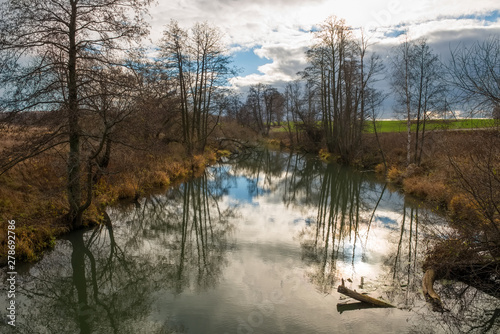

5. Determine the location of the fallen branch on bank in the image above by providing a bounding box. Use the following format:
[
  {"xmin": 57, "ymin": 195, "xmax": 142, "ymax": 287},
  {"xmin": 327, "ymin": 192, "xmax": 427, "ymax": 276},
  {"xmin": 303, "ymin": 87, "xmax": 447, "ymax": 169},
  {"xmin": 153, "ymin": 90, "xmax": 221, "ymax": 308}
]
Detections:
[{"xmin": 337, "ymin": 279, "xmax": 395, "ymax": 308}]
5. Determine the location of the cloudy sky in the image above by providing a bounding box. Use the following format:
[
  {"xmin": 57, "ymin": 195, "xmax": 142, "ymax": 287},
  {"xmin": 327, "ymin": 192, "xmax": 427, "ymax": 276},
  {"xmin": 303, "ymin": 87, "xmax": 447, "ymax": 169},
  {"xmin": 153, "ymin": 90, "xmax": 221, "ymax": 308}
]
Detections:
[{"xmin": 148, "ymin": 0, "xmax": 500, "ymax": 116}]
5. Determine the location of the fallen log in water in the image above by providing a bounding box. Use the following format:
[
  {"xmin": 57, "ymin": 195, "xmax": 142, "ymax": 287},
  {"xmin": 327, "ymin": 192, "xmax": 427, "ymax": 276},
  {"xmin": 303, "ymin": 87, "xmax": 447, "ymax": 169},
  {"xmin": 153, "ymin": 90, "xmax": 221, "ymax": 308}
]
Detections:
[{"xmin": 337, "ymin": 279, "xmax": 395, "ymax": 308}]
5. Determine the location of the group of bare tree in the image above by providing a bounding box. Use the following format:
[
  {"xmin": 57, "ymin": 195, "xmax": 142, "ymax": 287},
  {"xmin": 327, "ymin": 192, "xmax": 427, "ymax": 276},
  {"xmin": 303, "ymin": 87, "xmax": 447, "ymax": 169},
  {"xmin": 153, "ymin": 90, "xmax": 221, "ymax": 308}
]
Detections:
[
  {"xmin": 303, "ymin": 17, "xmax": 384, "ymax": 163},
  {"xmin": 1, "ymin": 0, "xmax": 499, "ymax": 233},
  {"xmin": 229, "ymin": 23, "xmax": 499, "ymax": 170},
  {"xmin": 233, "ymin": 83, "xmax": 285, "ymax": 136},
  {"xmin": 160, "ymin": 20, "xmax": 235, "ymax": 153},
  {"xmin": 227, "ymin": 17, "xmax": 384, "ymax": 162},
  {"xmin": 0, "ymin": 0, "xmax": 155, "ymax": 229},
  {"xmin": 0, "ymin": 1, "xmax": 235, "ymax": 229},
  {"xmin": 390, "ymin": 35, "xmax": 447, "ymax": 166}
]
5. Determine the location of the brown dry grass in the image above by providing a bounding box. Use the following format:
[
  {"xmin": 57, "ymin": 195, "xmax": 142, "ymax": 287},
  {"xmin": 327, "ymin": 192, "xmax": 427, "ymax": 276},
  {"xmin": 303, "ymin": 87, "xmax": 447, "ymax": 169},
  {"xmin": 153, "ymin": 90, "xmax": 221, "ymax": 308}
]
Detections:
[
  {"xmin": 402, "ymin": 176, "xmax": 450, "ymax": 206},
  {"xmin": 369, "ymin": 130, "xmax": 496, "ymax": 209},
  {"xmin": 0, "ymin": 129, "xmax": 222, "ymax": 263}
]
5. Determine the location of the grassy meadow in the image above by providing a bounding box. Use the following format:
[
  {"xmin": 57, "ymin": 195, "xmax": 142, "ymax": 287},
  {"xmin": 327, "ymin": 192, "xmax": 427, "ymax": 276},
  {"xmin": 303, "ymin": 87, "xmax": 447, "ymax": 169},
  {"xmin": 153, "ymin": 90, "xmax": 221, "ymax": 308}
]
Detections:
[
  {"xmin": 366, "ymin": 118, "xmax": 497, "ymax": 133},
  {"xmin": 271, "ymin": 118, "xmax": 497, "ymax": 133}
]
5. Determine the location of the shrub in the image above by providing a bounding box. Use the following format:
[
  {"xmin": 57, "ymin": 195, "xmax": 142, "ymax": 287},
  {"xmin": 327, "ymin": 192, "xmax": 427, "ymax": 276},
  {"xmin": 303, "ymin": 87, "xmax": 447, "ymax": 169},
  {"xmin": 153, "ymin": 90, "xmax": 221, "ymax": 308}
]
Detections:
[
  {"xmin": 318, "ymin": 148, "xmax": 332, "ymax": 162},
  {"xmin": 449, "ymin": 194, "xmax": 481, "ymax": 225},
  {"xmin": 374, "ymin": 163, "xmax": 386, "ymax": 175},
  {"xmin": 387, "ymin": 165, "xmax": 403, "ymax": 184},
  {"xmin": 116, "ymin": 177, "xmax": 138, "ymax": 200},
  {"xmin": 403, "ymin": 176, "xmax": 449, "ymax": 206}
]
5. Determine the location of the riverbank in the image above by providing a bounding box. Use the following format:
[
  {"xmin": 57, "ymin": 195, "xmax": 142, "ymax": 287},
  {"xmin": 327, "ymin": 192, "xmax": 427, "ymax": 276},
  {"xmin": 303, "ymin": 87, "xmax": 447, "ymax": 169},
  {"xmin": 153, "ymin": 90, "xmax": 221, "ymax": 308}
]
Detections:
[
  {"xmin": 0, "ymin": 138, "xmax": 230, "ymax": 263},
  {"xmin": 272, "ymin": 126, "xmax": 496, "ymax": 212},
  {"xmin": 2, "ymin": 124, "xmax": 498, "ymax": 275}
]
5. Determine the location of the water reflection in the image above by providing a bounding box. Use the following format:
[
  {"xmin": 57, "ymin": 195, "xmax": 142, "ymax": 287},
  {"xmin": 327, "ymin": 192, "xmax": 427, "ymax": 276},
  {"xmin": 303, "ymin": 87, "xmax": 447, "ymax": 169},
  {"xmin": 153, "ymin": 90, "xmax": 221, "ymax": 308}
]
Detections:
[
  {"xmin": 5, "ymin": 170, "xmax": 234, "ymax": 334},
  {"xmin": 229, "ymin": 150, "xmax": 500, "ymax": 332},
  {"xmin": 410, "ymin": 281, "xmax": 500, "ymax": 333},
  {"xmin": 11, "ymin": 222, "xmax": 171, "ymax": 334},
  {"xmin": 2, "ymin": 149, "xmax": 499, "ymax": 333}
]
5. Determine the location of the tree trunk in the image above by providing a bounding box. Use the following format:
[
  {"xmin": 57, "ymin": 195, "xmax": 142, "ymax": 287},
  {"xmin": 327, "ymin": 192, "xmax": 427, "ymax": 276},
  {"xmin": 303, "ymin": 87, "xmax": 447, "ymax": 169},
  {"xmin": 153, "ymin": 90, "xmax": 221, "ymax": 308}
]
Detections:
[{"xmin": 68, "ymin": 0, "xmax": 82, "ymax": 229}]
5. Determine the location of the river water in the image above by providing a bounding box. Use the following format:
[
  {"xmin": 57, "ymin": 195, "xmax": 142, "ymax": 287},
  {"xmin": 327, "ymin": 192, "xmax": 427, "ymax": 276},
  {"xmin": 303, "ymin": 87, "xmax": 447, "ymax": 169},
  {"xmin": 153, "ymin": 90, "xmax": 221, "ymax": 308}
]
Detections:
[{"xmin": 1, "ymin": 150, "xmax": 499, "ymax": 333}]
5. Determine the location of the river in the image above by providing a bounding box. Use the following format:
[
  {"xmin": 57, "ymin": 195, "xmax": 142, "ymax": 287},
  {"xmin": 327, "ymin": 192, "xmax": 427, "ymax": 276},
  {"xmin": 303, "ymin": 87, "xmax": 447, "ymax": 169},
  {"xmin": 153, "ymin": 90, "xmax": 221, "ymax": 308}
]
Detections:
[{"xmin": 1, "ymin": 149, "xmax": 499, "ymax": 333}]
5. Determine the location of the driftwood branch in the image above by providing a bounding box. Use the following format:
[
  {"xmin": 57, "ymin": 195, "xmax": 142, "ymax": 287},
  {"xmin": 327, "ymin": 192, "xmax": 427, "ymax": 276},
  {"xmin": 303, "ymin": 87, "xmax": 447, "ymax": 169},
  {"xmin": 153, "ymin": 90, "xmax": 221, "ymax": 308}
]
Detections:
[
  {"xmin": 422, "ymin": 269, "xmax": 446, "ymax": 312},
  {"xmin": 337, "ymin": 279, "xmax": 395, "ymax": 308}
]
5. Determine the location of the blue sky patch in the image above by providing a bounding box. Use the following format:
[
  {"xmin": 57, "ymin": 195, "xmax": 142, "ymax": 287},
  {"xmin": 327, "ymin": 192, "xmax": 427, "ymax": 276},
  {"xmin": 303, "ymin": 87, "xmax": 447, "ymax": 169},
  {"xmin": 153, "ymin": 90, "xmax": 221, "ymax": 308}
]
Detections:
[
  {"xmin": 459, "ymin": 10, "xmax": 500, "ymax": 23},
  {"xmin": 383, "ymin": 28, "xmax": 407, "ymax": 38},
  {"xmin": 232, "ymin": 47, "xmax": 272, "ymax": 76}
]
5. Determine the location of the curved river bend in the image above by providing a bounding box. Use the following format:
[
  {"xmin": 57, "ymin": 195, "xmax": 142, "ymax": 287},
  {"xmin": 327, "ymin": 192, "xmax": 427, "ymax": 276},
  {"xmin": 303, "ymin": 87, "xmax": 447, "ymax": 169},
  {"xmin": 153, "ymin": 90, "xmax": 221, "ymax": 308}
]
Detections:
[{"xmin": 2, "ymin": 150, "xmax": 499, "ymax": 333}]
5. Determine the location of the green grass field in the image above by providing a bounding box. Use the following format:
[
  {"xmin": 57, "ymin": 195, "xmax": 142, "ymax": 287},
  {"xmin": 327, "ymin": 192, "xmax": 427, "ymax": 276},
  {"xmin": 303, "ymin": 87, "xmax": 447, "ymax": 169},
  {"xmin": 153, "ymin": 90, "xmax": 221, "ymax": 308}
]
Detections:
[
  {"xmin": 366, "ymin": 119, "xmax": 497, "ymax": 133},
  {"xmin": 271, "ymin": 119, "xmax": 497, "ymax": 134}
]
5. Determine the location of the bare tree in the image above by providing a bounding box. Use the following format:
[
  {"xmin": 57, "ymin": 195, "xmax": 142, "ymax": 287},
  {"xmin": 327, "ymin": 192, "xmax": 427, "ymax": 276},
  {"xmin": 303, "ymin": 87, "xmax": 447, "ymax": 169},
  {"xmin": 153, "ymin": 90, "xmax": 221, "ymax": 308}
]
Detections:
[
  {"xmin": 0, "ymin": 0, "xmax": 152, "ymax": 228},
  {"xmin": 283, "ymin": 80, "xmax": 323, "ymax": 149},
  {"xmin": 448, "ymin": 36, "xmax": 500, "ymax": 111},
  {"xmin": 391, "ymin": 33, "xmax": 414, "ymax": 166},
  {"xmin": 301, "ymin": 16, "xmax": 382, "ymax": 162},
  {"xmin": 243, "ymin": 83, "xmax": 268, "ymax": 135},
  {"xmin": 160, "ymin": 20, "xmax": 234, "ymax": 153},
  {"xmin": 391, "ymin": 36, "xmax": 446, "ymax": 166},
  {"xmin": 284, "ymin": 81, "xmax": 304, "ymax": 146},
  {"xmin": 366, "ymin": 87, "xmax": 388, "ymax": 172}
]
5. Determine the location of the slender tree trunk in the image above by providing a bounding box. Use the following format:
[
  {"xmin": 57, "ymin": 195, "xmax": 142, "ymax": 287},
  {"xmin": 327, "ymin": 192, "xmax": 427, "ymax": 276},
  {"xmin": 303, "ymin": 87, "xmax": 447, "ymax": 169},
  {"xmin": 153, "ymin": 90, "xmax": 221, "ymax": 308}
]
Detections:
[
  {"xmin": 418, "ymin": 98, "xmax": 428, "ymax": 165},
  {"xmin": 373, "ymin": 118, "xmax": 387, "ymax": 173},
  {"xmin": 68, "ymin": 0, "xmax": 82, "ymax": 229},
  {"xmin": 405, "ymin": 47, "xmax": 412, "ymax": 166},
  {"xmin": 414, "ymin": 54, "xmax": 424, "ymax": 165}
]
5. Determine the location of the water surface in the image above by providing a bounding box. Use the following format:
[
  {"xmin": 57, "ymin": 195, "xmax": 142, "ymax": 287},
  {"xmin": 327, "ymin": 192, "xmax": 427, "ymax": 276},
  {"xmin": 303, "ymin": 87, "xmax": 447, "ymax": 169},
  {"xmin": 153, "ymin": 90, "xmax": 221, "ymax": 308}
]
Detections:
[{"xmin": 2, "ymin": 150, "xmax": 499, "ymax": 333}]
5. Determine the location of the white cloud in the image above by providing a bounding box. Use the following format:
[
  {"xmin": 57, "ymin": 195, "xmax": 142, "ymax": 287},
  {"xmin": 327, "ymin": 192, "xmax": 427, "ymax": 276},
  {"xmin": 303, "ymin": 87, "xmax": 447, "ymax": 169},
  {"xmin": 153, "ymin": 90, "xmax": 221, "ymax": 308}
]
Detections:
[{"xmin": 148, "ymin": 0, "xmax": 500, "ymax": 98}]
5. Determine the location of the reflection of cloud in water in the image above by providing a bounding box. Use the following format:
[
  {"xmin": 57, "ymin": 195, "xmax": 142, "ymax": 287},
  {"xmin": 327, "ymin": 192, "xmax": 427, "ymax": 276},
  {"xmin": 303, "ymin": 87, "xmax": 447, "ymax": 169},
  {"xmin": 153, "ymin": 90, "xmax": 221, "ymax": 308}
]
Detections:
[
  {"xmin": 5, "ymin": 150, "xmax": 497, "ymax": 334},
  {"xmin": 219, "ymin": 167, "xmax": 400, "ymax": 289}
]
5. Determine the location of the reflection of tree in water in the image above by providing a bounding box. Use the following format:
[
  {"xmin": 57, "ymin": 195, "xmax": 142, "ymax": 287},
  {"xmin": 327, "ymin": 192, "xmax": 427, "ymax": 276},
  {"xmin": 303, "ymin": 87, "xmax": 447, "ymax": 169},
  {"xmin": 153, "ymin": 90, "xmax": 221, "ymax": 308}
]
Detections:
[
  {"xmin": 384, "ymin": 203, "xmax": 422, "ymax": 307},
  {"xmin": 292, "ymin": 159, "xmax": 500, "ymax": 332},
  {"xmin": 231, "ymin": 150, "xmax": 381, "ymax": 293},
  {"xmin": 392, "ymin": 208, "xmax": 500, "ymax": 333},
  {"xmin": 171, "ymin": 172, "xmax": 235, "ymax": 292},
  {"xmin": 297, "ymin": 163, "xmax": 371, "ymax": 293},
  {"xmin": 230, "ymin": 149, "xmax": 295, "ymax": 197},
  {"xmin": 384, "ymin": 203, "xmax": 500, "ymax": 333},
  {"xmin": 9, "ymin": 170, "xmax": 234, "ymax": 334},
  {"xmin": 428, "ymin": 283, "xmax": 500, "ymax": 333},
  {"xmin": 12, "ymin": 220, "xmax": 178, "ymax": 334},
  {"xmin": 112, "ymin": 169, "xmax": 235, "ymax": 294},
  {"xmin": 230, "ymin": 149, "xmax": 325, "ymax": 208}
]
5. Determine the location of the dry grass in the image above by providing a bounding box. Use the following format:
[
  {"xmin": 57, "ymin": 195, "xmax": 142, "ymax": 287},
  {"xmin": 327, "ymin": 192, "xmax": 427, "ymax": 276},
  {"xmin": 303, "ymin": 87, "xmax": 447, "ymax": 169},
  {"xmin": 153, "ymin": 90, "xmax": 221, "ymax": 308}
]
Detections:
[
  {"xmin": 386, "ymin": 165, "xmax": 405, "ymax": 185},
  {"xmin": 402, "ymin": 176, "xmax": 450, "ymax": 206},
  {"xmin": 0, "ymin": 129, "xmax": 222, "ymax": 262},
  {"xmin": 0, "ymin": 152, "xmax": 69, "ymax": 261}
]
